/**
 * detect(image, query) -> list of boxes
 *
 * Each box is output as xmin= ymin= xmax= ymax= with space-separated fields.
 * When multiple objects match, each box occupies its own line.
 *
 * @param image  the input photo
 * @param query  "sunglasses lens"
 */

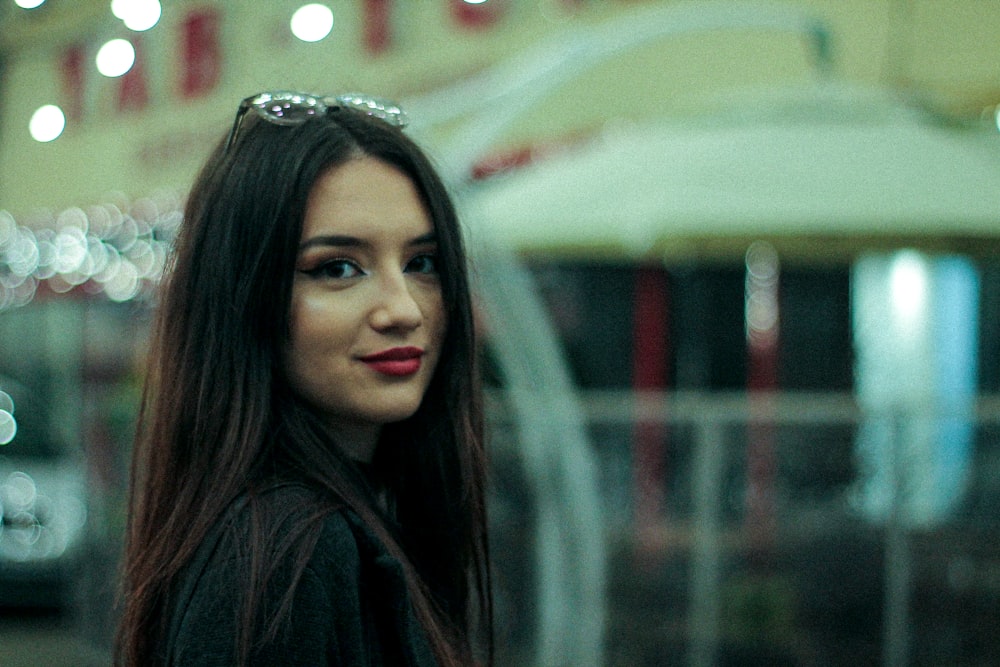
xmin=252 ymin=93 xmax=323 ymax=126
xmin=333 ymin=93 xmax=407 ymax=128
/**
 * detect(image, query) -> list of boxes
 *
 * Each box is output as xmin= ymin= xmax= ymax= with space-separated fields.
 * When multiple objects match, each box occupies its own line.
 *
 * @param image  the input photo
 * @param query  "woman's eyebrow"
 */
xmin=298 ymin=235 xmax=363 ymax=251
xmin=298 ymin=231 xmax=437 ymax=252
xmin=409 ymin=232 xmax=437 ymax=246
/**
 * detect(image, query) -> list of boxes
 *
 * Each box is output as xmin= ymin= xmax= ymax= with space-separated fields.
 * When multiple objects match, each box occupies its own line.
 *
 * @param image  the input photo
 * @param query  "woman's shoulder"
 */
xmin=165 ymin=490 xmax=377 ymax=665
xmin=213 ymin=485 xmax=388 ymax=578
xmin=223 ymin=483 xmax=359 ymax=557
xmin=168 ymin=486 xmax=432 ymax=666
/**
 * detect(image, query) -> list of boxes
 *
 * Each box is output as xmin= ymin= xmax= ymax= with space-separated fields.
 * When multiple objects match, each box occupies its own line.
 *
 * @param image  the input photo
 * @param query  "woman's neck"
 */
xmin=326 ymin=420 xmax=381 ymax=463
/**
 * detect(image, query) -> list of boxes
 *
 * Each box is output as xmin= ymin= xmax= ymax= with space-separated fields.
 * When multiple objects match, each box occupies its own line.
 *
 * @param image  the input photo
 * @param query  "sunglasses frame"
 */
xmin=223 ymin=91 xmax=408 ymax=153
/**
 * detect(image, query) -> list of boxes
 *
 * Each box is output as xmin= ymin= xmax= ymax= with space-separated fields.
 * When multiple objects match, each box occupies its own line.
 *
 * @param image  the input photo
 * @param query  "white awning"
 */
xmin=463 ymin=87 xmax=1000 ymax=258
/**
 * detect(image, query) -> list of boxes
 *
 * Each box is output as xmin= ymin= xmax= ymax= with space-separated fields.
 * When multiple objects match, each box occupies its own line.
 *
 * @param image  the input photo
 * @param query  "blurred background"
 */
xmin=2 ymin=1 xmax=1000 ymax=665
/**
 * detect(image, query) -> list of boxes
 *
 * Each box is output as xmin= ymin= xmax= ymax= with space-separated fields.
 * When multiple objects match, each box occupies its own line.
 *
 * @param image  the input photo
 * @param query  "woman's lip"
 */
xmin=360 ymin=347 xmax=424 ymax=377
xmin=359 ymin=346 xmax=424 ymax=362
xmin=364 ymin=358 xmax=422 ymax=377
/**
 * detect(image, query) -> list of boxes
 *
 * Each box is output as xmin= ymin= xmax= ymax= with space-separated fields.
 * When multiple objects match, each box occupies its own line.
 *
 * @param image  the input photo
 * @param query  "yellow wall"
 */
xmin=1 ymin=0 xmax=999 ymax=220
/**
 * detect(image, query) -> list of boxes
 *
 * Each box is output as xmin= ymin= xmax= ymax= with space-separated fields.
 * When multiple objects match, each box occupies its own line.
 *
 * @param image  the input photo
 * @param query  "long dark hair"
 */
xmin=116 ymin=104 xmax=491 ymax=665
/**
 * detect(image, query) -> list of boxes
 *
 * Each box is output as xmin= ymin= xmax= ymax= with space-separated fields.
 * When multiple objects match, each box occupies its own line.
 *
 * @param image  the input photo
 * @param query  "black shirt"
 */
xmin=162 ymin=486 xmax=438 ymax=666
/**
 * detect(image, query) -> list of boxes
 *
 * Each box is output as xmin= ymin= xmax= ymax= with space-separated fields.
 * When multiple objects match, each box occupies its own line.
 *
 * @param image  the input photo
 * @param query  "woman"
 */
xmin=116 ymin=92 xmax=491 ymax=666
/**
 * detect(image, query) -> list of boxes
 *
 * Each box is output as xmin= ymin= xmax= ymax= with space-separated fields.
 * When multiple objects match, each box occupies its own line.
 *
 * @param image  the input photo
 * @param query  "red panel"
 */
xmin=118 ymin=36 xmax=149 ymax=113
xmin=631 ymin=267 xmax=670 ymax=548
xmin=180 ymin=8 xmax=222 ymax=99
xmin=745 ymin=264 xmax=780 ymax=558
xmin=451 ymin=0 xmax=504 ymax=30
xmin=364 ymin=0 xmax=392 ymax=54
xmin=60 ymin=44 xmax=86 ymax=123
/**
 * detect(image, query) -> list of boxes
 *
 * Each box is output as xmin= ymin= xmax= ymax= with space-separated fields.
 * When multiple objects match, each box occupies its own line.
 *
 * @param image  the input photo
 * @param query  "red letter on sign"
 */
xmin=181 ymin=8 xmax=222 ymax=99
xmin=119 ymin=35 xmax=149 ymax=113
xmin=451 ymin=0 xmax=504 ymax=29
xmin=364 ymin=0 xmax=392 ymax=54
xmin=60 ymin=44 xmax=86 ymax=123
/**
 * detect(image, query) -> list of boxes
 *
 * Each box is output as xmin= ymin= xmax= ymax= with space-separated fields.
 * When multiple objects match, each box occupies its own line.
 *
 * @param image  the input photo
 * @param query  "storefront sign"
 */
xmin=58 ymin=7 xmax=222 ymax=122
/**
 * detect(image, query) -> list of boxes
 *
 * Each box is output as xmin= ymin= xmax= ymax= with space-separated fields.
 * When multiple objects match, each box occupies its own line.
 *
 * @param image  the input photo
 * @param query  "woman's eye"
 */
xmin=406 ymin=253 xmax=439 ymax=275
xmin=303 ymin=259 xmax=365 ymax=280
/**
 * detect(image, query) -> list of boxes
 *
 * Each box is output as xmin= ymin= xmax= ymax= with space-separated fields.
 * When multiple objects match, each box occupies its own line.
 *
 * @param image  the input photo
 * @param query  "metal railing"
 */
xmin=488 ymin=389 xmax=1000 ymax=666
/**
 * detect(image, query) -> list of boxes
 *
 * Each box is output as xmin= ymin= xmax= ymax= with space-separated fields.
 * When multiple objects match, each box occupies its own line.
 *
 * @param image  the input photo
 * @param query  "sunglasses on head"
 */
xmin=223 ymin=91 xmax=408 ymax=153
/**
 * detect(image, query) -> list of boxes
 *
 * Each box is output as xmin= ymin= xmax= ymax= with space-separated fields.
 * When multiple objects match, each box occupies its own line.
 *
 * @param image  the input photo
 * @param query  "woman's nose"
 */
xmin=369 ymin=272 xmax=423 ymax=332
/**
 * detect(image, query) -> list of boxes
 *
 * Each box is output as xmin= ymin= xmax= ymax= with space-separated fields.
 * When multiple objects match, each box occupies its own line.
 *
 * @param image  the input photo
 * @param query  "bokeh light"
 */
xmin=0 ymin=194 xmax=182 ymax=313
xmin=890 ymin=250 xmax=928 ymax=329
xmin=28 ymin=105 xmax=66 ymax=142
xmin=13 ymin=0 xmax=46 ymax=9
xmin=0 ymin=410 xmax=16 ymax=446
xmin=112 ymin=0 xmax=162 ymax=31
xmin=290 ymin=4 xmax=334 ymax=42
xmin=745 ymin=241 xmax=780 ymax=342
xmin=96 ymin=38 xmax=136 ymax=77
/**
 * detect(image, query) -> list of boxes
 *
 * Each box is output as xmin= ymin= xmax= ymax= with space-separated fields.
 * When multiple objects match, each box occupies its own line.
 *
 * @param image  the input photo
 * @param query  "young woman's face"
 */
xmin=284 ymin=157 xmax=446 ymax=459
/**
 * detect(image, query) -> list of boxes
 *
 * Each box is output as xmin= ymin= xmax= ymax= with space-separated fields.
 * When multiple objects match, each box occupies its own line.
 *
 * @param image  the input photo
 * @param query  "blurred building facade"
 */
xmin=2 ymin=0 xmax=999 ymax=216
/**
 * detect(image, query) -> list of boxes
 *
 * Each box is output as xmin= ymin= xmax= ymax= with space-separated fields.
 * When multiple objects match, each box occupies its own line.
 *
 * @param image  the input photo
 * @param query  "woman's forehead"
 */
xmin=301 ymin=158 xmax=432 ymax=243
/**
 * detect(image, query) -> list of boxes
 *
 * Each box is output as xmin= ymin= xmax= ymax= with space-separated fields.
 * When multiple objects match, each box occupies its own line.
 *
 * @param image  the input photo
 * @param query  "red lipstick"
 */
xmin=360 ymin=346 xmax=424 ymax=377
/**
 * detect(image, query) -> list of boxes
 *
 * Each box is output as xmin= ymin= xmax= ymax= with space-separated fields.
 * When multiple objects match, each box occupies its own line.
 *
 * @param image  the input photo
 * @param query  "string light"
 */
xmin=0 ymin=389 xmax=16 ymax=446
xmin=112 ymin=0 xmax=162 ymax=32
xmin=290 ymin=4 xmax=334 ymax=42
xmin=0 ymin=194 xmax=182 ymax=312
xmin=95 ymin=38 xmax=136 ymax=77
xmin=28 ymin=105 xmax=66 ymax=142
xmin=111 ymin=0 xmax=162 ymax=30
